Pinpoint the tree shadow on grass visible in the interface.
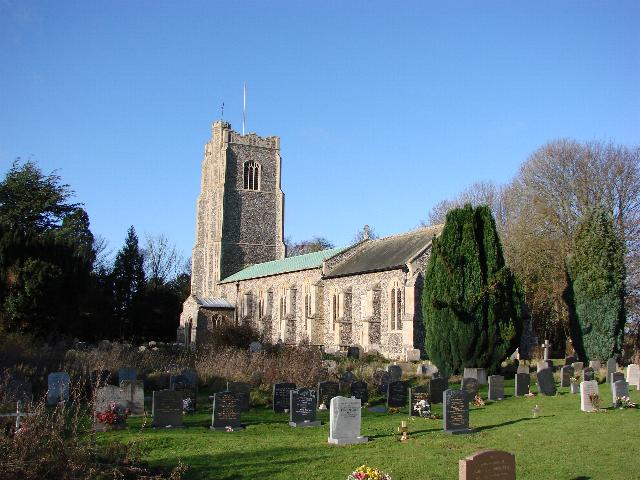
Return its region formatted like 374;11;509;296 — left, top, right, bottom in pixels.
571;477;591;480
472;415;555;433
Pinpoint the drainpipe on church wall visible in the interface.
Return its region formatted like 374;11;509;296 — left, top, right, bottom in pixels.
235;282;240;326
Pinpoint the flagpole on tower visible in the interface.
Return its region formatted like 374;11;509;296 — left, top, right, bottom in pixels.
242;82;246;135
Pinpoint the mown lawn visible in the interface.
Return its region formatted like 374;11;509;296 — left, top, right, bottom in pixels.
104;380;640;480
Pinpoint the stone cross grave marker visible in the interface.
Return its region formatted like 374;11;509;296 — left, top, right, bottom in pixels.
572;362;584;374
152;390;183;427
580;380;600;412
387;364;403;382
626;364;640;389
461;377;479;402
328;396;367;445
272;382;296;413
227;381;251;412
583;367;595;382
170;374;197;411
536;368;556;396
290;388;320;427
444;389;471;434
560;365;574;388
350;381;369;404
120;380;144;414
488;375;504;401
47;372;70;406
409;385;429;417
606;358;617;384
515;373;530;397
317;381;339;409
463;368;488;385
386;381;407;409
211;391;243;430
429;377;447;404
459;450;515;480
612;379;629;405
542;339;551;361
118;367;137;384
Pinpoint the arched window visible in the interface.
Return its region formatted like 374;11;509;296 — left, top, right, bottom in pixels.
390;281;402;330
243;161;261;190
208;314;224;331
257;291;265;319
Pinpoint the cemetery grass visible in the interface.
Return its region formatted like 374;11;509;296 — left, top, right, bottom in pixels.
103;380;640;480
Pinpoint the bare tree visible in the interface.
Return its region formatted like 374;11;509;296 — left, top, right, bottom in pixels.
143;233;185;290
285;236;334;257
352;224;379;244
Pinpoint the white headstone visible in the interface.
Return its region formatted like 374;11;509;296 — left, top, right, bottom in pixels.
47;372;70;406
571;362;584;374
121;380;145;414
580;380;600;412
588;360;601;370
328;396;367;445
405;348;420;362
626;364;640;389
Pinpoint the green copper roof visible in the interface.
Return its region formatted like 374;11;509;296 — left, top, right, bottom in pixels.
219;246;348;284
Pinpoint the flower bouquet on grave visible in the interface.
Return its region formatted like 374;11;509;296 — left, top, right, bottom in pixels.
588;393;606;413
413;399;438;419
473;395;485;407
614;396;638;409
347;465;392;480
182;398;194;413
96;402;130;429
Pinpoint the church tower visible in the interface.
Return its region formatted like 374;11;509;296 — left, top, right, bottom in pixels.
190;120;286;298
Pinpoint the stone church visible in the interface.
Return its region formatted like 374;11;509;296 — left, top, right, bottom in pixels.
178;120;442;360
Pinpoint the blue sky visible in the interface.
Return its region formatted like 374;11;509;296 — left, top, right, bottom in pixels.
1;1;638;259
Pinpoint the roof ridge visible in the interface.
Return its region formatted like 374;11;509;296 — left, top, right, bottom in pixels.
371;224;444;242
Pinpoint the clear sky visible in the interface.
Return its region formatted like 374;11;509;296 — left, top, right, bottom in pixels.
1;1;638;259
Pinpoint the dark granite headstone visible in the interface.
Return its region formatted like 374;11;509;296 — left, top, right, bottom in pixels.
461;377;479;401
272;382;296;412
386;381;407;408
536;368;557;396
409;385;429;417
611;371;625;384
488;375;504;401
317;381;339;408
226;381;251;412
560;365;574;388
289;388;320;427
443;389;471;434
583;367;595;382
347;346;360;359
428;377;447;404
152;390;183;427
387;364;403;382
170;374;197;410
211;391;243;430
612;379;629;405
564;356;577;366
350;381;369;404
339;371;356;391
515;373;530;396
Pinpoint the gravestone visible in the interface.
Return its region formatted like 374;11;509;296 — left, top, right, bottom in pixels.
272;382;296;412
606;358;617;384
542;339;551;361
170;374;197;411
612;380;629;405
583;367;595;382
611;372;625;384
514;373;530;396
226;381;251;412
463;368;488;385
461;377;479;401
387;364;403;382
47;372;70;406
350;381;369;404
417;364;438;377
120;380;144;414
152;390;183;427
564;356;577;366
429;377;447;404
459;450;515;480
560;365;574;388
347;346;360;359
328;396;367;445
405;348;421;362
386;381;407;408
443;389;471;434
339;371;356;391
589;360;601;370
536;368;556;396
211;391;243;430
374;370;391;396
409;385;429;417
488;375;504;401
94;385;129;431
118;367;137;384
289;388;320;427
580;380;600;412
572;362;584;374
626;364;640;388
318;381;339;408
516;365;529;374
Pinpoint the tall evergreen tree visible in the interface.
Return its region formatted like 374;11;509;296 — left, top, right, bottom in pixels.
112;226;145;338
567;207;626;361
422;204;523;375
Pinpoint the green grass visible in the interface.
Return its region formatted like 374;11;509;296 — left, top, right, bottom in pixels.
104;380;640;480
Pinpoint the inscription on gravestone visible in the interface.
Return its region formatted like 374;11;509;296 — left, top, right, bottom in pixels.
317;381;339;408
272;382;296;413
386;381;407;408
515;373;530;396
211;391;243;430
459;449;515;480
328;396;367;445
152;390;183;427
350;381;369;404
227;381;251;412
289;388;320;427
409;386;429;417
443;389;470;434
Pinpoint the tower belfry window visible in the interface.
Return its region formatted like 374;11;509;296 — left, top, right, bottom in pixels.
243;161;261;190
